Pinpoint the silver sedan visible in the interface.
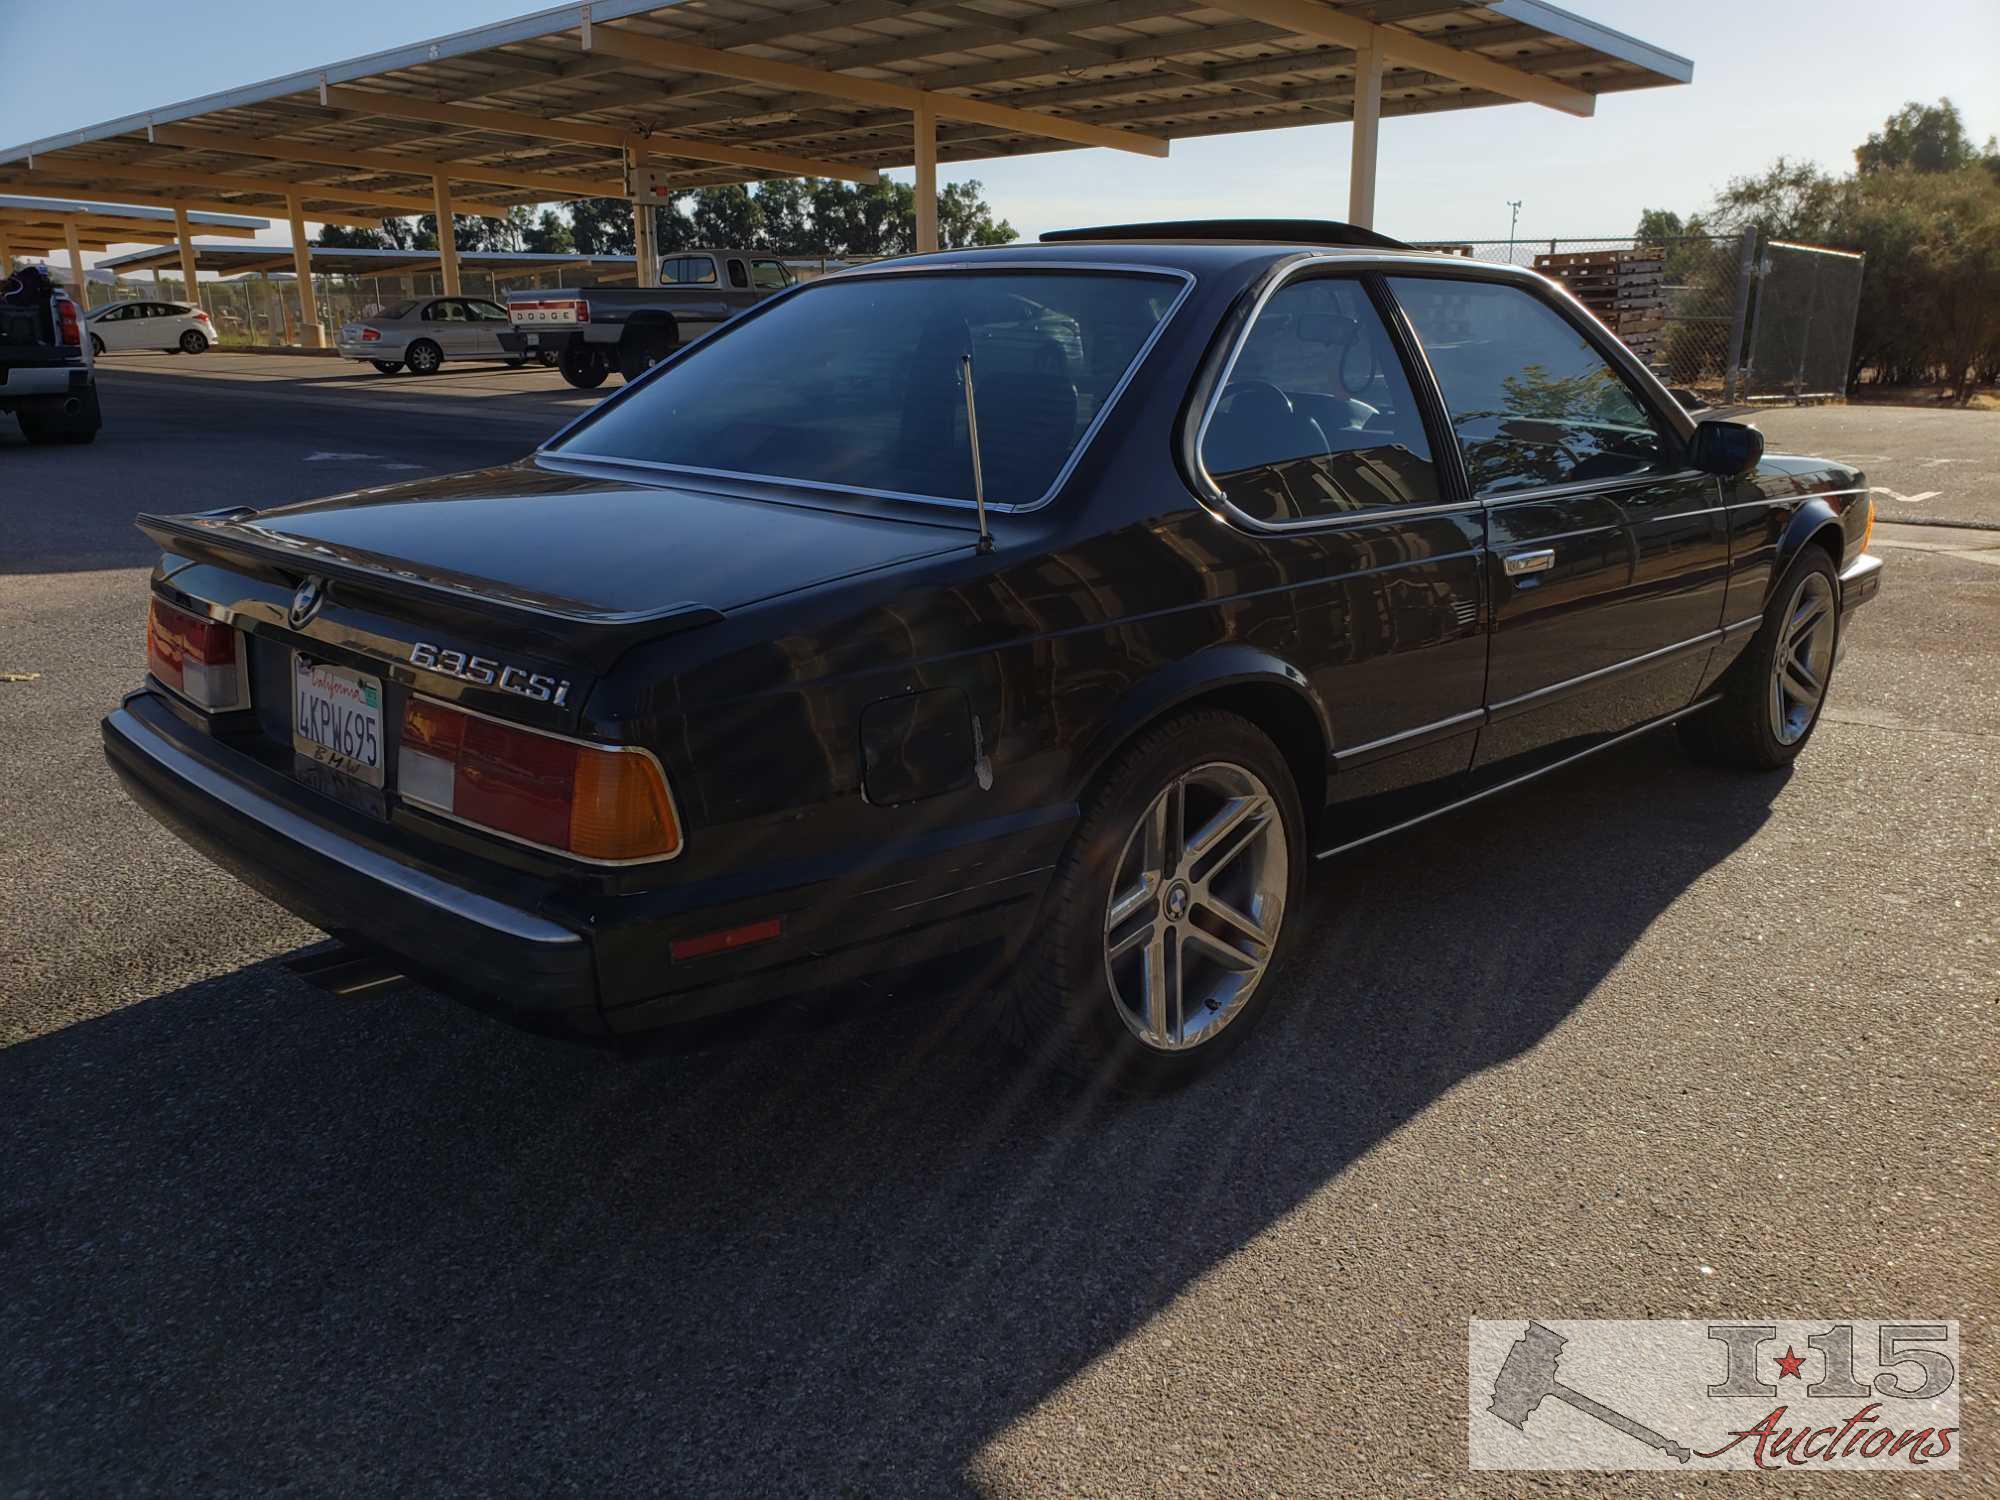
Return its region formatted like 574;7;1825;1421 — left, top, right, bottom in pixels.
336;296;550;375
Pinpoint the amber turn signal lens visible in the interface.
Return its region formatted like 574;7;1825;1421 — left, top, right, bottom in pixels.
569;746;682;862
1862;493;1875;554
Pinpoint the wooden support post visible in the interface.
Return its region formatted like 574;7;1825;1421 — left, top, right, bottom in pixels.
173;205;202;314
285;190;323;347
432;174;461;297
914;103;938;254
627;144;657;285
63;218;87;302
1348;44;1382;230
0;231;13;277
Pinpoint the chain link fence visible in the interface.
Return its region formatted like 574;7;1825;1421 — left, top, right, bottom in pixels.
1742;241;1866;402
1409;232;1865;403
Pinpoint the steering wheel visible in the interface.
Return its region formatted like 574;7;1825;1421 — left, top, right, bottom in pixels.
1220;378;1296;420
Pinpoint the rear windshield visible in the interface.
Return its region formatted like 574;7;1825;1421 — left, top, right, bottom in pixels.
552;270;1182;507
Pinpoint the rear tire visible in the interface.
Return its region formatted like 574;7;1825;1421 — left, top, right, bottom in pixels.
1679;546;1840;771
16;390;101;445
370;360;404;375
88;333;105;357
179;329;208;353
405;339;444;376
1000;710;1306;1093
616;326;678;382
558;343;610;389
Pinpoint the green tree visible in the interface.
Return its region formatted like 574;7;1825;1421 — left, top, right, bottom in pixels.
1707;157;1842;242
314;224;390;249
753;178;816;253
689;185;763;247
569;199;634;256
1855;98;1993;176
937;180;1017;248
522;209;574;255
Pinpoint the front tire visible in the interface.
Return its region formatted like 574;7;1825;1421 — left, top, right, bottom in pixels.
1001;710;1305;1092
1680;547;1840;770
405;339;444;376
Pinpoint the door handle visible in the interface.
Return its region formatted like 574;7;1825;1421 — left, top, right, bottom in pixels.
1503;549;1555;577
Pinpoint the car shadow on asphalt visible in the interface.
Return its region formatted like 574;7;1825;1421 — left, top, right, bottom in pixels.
0;734;1785;1495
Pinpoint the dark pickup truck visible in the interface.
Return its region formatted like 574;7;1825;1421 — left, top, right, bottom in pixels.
1;268;101;444
500;248;794;389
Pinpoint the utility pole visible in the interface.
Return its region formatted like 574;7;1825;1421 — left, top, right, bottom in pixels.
1506;199;1523;265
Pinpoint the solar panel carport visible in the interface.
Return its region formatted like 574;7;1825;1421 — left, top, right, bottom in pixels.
0;0;1689;346
0;197;267;303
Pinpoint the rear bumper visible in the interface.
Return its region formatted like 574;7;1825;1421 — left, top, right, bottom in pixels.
105;697;600;1026
1839;552;1882;616
104;690;1068;1035
0;362;91;401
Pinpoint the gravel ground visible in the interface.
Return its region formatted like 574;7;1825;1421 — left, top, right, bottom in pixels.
2;370;1994;1496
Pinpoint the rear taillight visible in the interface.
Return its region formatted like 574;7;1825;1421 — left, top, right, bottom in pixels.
194;311;212;324
399;698;681;863
572;301;589;324
147;597;248;711
360;327;381;342
57;298;81;347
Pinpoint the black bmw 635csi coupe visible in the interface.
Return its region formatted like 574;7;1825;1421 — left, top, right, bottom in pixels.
105;220;1882;1089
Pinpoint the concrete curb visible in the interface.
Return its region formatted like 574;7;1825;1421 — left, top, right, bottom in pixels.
1874;515;2000;534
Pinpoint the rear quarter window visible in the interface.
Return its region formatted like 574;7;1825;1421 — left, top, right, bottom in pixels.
555;269;1184;507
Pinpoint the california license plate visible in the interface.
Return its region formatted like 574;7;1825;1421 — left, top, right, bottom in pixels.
292;656;384;788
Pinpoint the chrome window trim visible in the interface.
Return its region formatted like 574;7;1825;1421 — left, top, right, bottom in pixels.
547;262;1197;518
397;692;686;867
1186;255;1478;535
1333;707;1484;763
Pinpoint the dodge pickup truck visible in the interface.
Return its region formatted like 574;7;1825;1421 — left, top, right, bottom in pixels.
1;266;101;444
501;248;794;389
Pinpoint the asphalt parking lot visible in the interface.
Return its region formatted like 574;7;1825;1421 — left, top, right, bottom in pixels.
2;364;1995;1496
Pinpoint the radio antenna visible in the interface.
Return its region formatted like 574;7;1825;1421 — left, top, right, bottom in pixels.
959;352;994;554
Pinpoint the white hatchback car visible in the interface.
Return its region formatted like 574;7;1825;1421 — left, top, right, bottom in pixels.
86;299;215;356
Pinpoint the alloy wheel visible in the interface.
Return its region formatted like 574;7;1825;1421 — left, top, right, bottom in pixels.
1770;569;1836;744
1102;761;1289;1052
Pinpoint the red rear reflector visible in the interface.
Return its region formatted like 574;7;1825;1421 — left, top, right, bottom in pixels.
399;698;681;863
147;597;246;710
57;298;81;347
671;918;783;963
360;327;381;341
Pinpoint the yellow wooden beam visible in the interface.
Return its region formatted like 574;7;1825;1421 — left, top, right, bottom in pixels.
147;124;623;199
319;85;881;186
0;177;382;229
1;162;508;219
1193;0;1594;115
587;24;1170;158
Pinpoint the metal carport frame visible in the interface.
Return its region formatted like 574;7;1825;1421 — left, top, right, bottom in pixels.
0;0;1689;344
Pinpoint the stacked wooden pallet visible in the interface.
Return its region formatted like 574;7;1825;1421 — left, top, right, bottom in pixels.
1533;247;1667;365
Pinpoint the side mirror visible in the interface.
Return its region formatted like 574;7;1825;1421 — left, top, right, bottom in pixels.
1690;418;1764;477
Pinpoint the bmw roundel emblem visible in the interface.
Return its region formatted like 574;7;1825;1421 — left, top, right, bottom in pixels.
288;575;327;630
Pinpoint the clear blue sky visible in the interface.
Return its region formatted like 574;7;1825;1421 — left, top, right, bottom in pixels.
2;0;1994;262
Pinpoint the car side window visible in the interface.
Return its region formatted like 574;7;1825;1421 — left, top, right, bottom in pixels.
1387;277;1680;498
1199;276;1439;524
727;259;750;289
